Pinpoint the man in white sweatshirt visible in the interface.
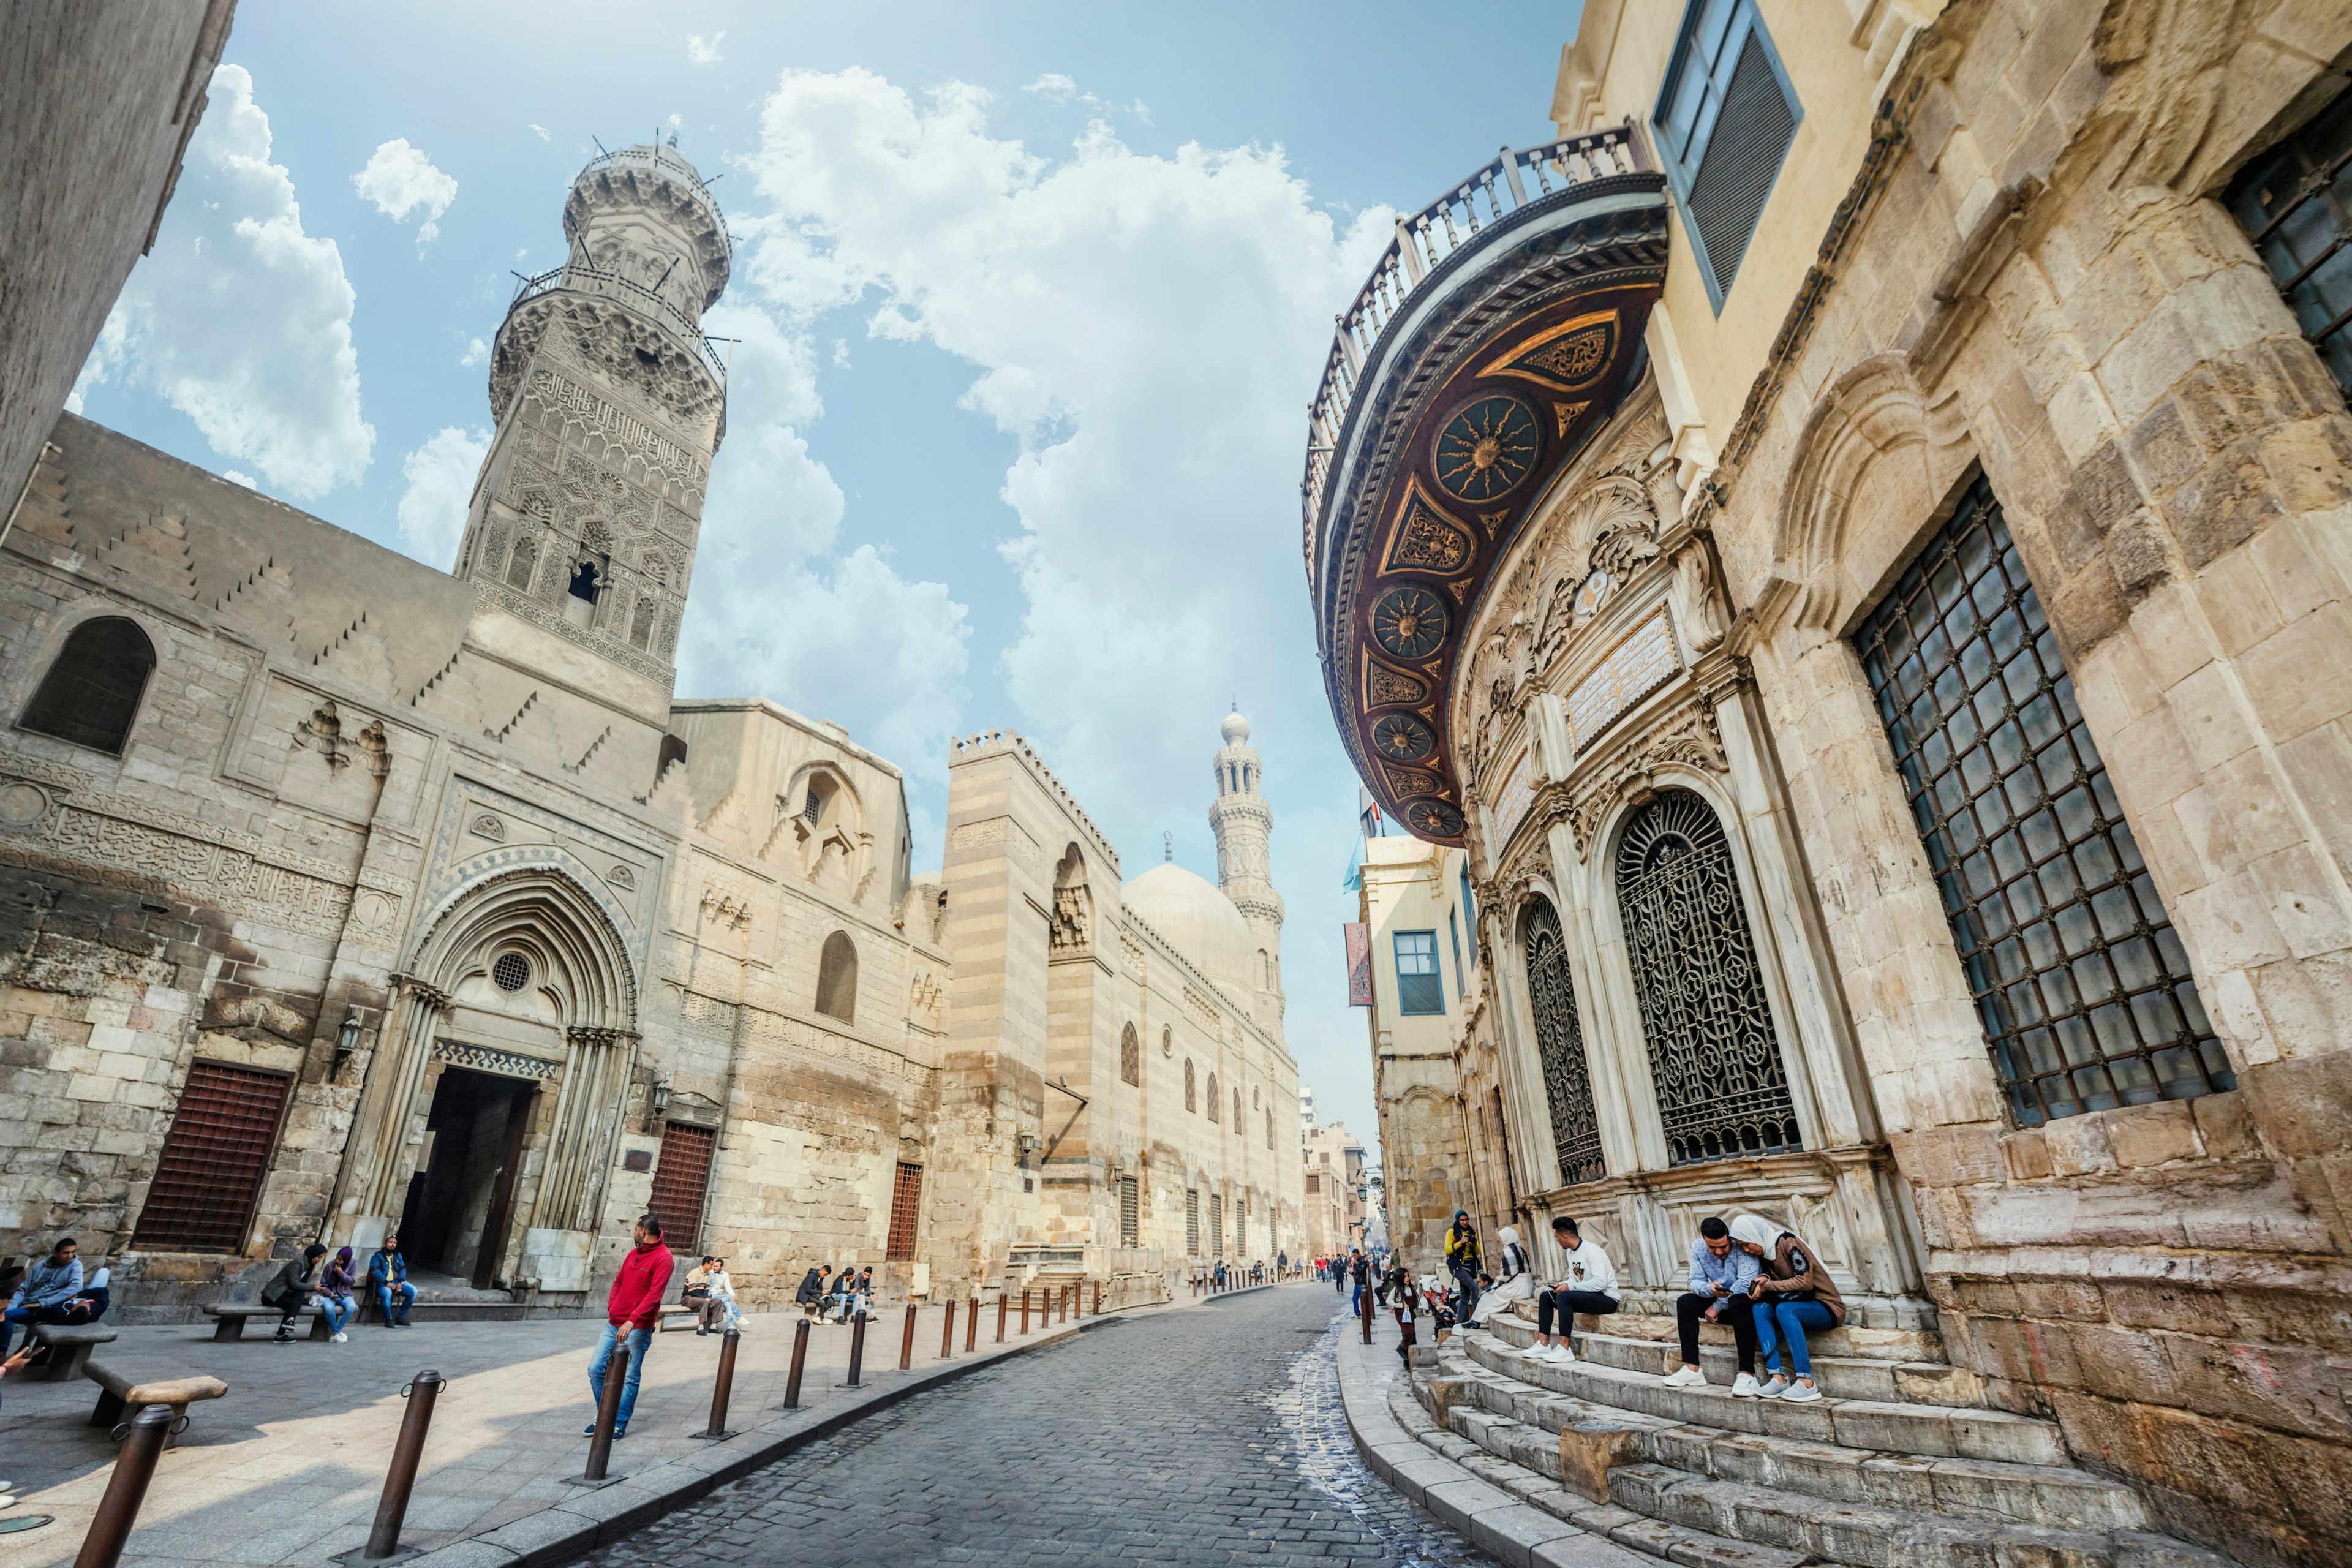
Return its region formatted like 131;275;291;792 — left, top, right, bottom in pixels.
1528;1214;1620;1363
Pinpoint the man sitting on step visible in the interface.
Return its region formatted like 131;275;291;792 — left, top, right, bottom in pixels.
1664;1216;1762;1393
1527;1215;1619;1364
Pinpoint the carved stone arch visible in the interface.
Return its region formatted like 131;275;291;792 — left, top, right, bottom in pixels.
1766;352;1974;636
773;761;870;897
1532;472;1658;670
1050;842;1091;957
408;862;638;1031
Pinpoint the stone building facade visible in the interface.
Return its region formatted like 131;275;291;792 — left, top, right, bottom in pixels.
1305;4;2352;1564
1299;1106;1368;1261
0;140;1298;1324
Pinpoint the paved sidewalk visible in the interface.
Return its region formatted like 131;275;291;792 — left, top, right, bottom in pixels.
0;1294;1091;1566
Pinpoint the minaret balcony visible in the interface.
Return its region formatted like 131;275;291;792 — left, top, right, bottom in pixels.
1302;123;1670;845
502;262;729;387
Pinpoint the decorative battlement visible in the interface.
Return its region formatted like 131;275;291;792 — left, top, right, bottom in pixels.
949;728;1119;875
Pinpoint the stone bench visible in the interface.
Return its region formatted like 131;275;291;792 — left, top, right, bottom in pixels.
202;1303;330;1341
28;1322;115;1381
84;1359;227;1447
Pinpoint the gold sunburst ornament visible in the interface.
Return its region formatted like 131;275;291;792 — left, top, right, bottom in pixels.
1433;395;1539;502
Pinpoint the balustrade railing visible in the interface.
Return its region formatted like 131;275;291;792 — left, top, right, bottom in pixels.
1302;122;1648;563
506;263;731;385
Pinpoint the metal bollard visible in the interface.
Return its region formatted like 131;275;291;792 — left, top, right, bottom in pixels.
697;1329;739;1440
965;1294;979;1352
1020;1289;1030;1335
783;1318;810;1409
899;1303;918;1371
996;1291;1007;1343
582;1343;628;1482
364;1370;444;1559
846;1310;868;1387
940;1298;956;1360
1360;1283;1374;1344
73;1402;172;1568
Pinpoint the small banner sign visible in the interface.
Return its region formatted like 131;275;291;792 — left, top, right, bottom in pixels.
1344;921;1372;1006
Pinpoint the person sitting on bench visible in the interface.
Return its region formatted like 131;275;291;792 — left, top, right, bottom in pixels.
368;1235;417;1327
1;1238;82;1357
260;1245;326;1344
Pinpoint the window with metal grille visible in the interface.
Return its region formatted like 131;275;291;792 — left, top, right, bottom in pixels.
1395;930;1443;1014
1853;481;2233;1121
1209;1193;1224;1256
1186;1188;1200;1254
649;1121;717;1253
884;1161;923;1260
20;616;156;756
1184;1057;1196;1112
1207;1071;1221;1123
1306;1172;1319;1194
1524;898;1606;1183
1654;0;1802;309
2226;86;2352;397
1120;1023;1140;1087
1118;1175;1139;1246
130;1060;288;1253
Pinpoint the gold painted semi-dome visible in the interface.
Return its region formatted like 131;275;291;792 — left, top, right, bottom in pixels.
1121;861;1252;993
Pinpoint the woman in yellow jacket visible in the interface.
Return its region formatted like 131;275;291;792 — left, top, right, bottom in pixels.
1443;1210;1482;1321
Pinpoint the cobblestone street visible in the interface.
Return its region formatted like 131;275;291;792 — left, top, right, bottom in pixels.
589;1286;1492;1567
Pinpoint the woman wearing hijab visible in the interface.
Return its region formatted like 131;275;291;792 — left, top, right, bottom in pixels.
318;1247;360;1343
1729;1213;1845;1401
1465;1226;1532;1328
1443;1212;1482;1322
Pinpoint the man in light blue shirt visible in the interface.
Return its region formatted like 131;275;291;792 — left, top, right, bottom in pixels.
1;1237;83;1356
1664;1216;1762;1394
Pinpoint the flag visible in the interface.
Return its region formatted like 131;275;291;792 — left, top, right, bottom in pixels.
1344;922;1372;1006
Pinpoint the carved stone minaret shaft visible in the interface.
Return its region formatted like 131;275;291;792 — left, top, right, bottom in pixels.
1210;711;1286;1037
454;140;732;690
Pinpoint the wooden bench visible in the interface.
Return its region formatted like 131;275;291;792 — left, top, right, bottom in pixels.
201;1303;329;1341
28;1322;115;1381
83;1359;227;1447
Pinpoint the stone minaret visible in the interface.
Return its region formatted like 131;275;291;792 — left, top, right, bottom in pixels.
1211;710;1286;1038
454;138;731;706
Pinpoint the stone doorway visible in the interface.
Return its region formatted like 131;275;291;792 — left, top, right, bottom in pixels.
399;1066;535;1289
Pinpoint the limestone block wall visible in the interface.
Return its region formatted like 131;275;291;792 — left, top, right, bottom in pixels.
1672;1;2352;1559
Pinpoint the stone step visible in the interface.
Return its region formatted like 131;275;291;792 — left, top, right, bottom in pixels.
1460;1327;2066;1465
1411;1368;2234;1568
1502;1299;1943;1365
1569;1329;1980;1408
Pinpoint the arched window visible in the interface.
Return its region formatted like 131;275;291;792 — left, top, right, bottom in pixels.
629;594;657;650
1615;790;1800;1164
568;559;601;603
20;617;155;755
1524;897;1604;1185
1254;949;1269;988
802;773;835;826
1232;1085;1242;1126
815;930;858;1023
1207;1072;1221;1123
1265;1105;1274;1150
1120;1023;1140;1087
1184;1058;1196;1112
505;534;538;591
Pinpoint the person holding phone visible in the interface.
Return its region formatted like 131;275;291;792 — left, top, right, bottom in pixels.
1730;1213;1846;1402
1665;1216;1761;1392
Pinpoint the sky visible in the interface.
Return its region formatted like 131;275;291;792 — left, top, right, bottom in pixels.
66;0;1583;1170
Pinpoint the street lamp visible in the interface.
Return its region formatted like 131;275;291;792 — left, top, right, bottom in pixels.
332;1006;364;1077
647;1077;671;1131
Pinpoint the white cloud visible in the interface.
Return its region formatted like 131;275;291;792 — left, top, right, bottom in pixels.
222;470;257;488
67;64;374;498
352;138;458;247
1023;73;1076;100
459;337;488;366
529;124;551;141
687;31;726;65
394;426;490;569
674;298;971;786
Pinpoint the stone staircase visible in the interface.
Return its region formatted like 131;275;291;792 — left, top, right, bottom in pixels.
1398;1303;2243;1568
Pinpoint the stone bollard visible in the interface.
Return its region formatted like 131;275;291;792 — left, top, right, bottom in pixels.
697;1330;739;1440
846;1311;868;1387
783;1318;810;1409
364;1370;444;1558
73;1403;172;1568
899;1303;918;1371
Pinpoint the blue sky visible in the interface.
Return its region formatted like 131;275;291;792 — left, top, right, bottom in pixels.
68;0;1583;1165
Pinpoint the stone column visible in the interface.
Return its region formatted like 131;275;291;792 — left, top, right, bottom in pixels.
335;975;449;1235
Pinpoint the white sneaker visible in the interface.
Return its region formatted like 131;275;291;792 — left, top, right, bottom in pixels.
333;1331;348;1343
1757;1374;1790;1399
1662;1365;1706;1388
1780;1381;1822;1403
1731;1373;1762;1398
1541;1343;1577;1365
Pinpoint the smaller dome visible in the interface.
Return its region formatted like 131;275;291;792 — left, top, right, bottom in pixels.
1221;711;1251;745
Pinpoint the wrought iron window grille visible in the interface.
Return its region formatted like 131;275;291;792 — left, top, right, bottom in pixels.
2227;86;2352;401
1523;899;1607;1185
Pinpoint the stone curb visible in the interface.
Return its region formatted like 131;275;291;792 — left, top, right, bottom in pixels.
396;1313;1103;1568
1331;1325;1646;1568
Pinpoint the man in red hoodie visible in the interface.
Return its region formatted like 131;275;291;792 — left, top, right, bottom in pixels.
586;1214;674;1438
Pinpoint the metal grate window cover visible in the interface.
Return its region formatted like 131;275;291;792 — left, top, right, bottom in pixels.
884;1161;924;1261
1209;1193;1224;1256
1853;479;2233;1123
2227;86;2352;399
132;1060;289;1253
649;1121;717;1254
1186;1188;1200;1254
1616;791;1804;1166
1119;1175;1139;1246
1524;898;1605;1185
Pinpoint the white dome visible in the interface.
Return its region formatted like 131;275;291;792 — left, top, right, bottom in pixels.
1122;861;1253;990
1221;711;1251;745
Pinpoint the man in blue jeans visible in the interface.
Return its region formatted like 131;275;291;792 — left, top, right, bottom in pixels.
0;1237;81;1355
586;1215;674;1439
368;1234;417;1327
